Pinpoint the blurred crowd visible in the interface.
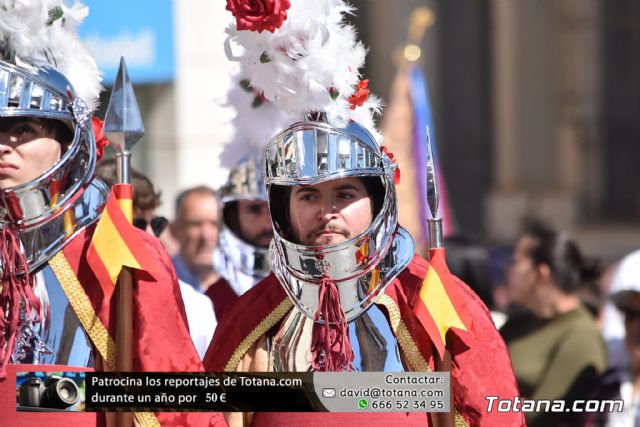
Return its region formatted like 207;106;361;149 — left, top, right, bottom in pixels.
440;223;639;427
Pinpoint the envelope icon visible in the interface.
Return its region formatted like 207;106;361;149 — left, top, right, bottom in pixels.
322;388;336;398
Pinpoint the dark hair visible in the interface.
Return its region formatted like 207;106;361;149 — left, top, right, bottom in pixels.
174;185;219;219
47;119;74;147
95;158;162;210
223;201;240;235
523;221;601;294
269;176;384;242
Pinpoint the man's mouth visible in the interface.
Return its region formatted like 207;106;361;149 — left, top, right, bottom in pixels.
0;162;18;170
311;228;347;240
0;162;18;178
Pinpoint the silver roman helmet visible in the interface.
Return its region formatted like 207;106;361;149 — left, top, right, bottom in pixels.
265;118;415;322
214;154;271;287
213;72;291;290
0;1;107;274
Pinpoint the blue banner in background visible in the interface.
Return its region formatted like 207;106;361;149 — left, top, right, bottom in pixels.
79;0;175;85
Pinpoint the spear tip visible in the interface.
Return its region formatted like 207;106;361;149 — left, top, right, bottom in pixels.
103;57;145;152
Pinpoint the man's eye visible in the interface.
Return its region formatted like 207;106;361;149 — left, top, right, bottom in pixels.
12;124;37;136
338;192;354;199
300;194;315;201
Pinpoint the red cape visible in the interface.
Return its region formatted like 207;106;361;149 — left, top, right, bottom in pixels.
1;226;226;427
205;277;240;322
203;254;524;427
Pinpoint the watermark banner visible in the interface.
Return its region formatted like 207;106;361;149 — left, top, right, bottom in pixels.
85;372;450;412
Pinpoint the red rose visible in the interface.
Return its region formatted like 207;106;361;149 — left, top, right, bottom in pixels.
91;116;109;161
381;146;401;185
347;79;370;110
226;0;291;33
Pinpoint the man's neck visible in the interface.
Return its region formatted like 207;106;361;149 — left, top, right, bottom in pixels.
174;255;218;291
195;268;219;291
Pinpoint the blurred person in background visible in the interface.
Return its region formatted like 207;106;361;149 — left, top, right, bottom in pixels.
208;156;273;322
96;159;216;359
591;249;640;426
205;72;289;323
583;250;640;426
171;186;221;291
501;221;606;427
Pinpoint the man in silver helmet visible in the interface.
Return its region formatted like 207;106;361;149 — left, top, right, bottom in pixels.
205;0;522;425
0;2;224;426
205;71;289;323
204;120;524;427
206;155;273;321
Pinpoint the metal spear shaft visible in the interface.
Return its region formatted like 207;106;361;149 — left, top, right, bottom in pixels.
425;126;454;427
103;57;145;427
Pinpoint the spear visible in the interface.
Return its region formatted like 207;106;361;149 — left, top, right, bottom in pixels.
426;127;442;249
103;57;144;427
425;126;454;427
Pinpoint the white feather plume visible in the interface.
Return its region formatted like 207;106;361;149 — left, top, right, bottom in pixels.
225;0;382;141
0;0;102;110
220;73;292;168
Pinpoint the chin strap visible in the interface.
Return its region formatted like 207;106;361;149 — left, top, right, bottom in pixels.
0;228;40;379
310;274;354;372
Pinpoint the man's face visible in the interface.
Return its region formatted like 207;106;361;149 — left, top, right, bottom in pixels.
0;118;62;189
173;192;220;270
237;199;273;248
288;177;373;246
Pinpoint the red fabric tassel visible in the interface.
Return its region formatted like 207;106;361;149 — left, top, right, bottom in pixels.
310;275;354;372
0;228;40;379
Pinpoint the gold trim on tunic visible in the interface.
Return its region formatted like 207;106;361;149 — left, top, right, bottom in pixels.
49;252;160;427
225;297;294;371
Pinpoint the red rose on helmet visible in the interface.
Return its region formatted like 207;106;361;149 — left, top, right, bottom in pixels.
91;116;109;161
226;0;292;33
347;79;370;110
381;146;401;185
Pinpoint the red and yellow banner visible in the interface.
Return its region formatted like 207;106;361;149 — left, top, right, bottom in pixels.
86;184;155;300
414;247;472;358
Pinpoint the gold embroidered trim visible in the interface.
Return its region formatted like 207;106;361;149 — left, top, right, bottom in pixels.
49;252;160;427
134;411;162;427
455;411;468;427
374;293;469;427
49;252;117;365
375;293;429;371
225;297;294;371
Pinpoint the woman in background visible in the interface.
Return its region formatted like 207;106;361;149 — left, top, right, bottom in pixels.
501;221;607;427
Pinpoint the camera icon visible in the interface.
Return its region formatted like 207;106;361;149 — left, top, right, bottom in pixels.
322;388;336;398
18;375;80;410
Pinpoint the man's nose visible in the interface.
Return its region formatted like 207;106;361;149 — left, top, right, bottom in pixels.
259;209;271;227
318;199;337;219
0;134;13;153
201;222;218;238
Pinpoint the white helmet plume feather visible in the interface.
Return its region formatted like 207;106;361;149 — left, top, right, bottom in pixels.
220;73;292;168
0;0;102;110
225;0;382;140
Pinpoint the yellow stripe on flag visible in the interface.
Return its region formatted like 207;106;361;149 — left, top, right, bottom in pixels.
92;208;141;285
118;198;133;224
419;266;467;344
